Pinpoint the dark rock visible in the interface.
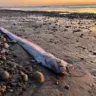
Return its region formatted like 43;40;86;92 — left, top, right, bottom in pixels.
65;85;70;90
73;29;81;33
93;51;96;55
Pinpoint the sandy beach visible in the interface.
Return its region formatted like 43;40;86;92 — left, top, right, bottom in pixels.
0;10;96;96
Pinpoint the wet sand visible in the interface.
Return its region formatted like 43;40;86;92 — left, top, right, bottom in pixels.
0;10;96;96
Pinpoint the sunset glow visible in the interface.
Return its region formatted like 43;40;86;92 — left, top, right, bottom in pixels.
0;0;96;6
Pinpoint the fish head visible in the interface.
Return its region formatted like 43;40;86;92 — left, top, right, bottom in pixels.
57;59;67;74
66;64;74;74
57;60;74;74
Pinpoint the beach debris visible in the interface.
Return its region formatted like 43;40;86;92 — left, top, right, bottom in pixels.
0;27;74;74
31;71;45;83
0;71;10;81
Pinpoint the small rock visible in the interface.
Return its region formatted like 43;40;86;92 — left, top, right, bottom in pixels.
8;61;17;68
91;71;96;77
80;58;84;60
25;66;33;72
8;89;14;92
1;36;6;43
4;43;9;49
80;34;84;38
22;74;28;82
0;92;2;96
65;84;70;90
31;71;45;83
65;26;70;28
0;85;6;93
10;59;15;62
13;54;18;58
9;68;15;74
9;82;17;87
93;51;96;55
20;71;28;82
17;83;22;87
1;56;6;61
20;71;25;76
0;49;8;55
73;29;81;33
0;71;10;81
22;85;26;91
55;81;59;85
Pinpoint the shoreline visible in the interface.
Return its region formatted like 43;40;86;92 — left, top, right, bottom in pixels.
0;9;96;19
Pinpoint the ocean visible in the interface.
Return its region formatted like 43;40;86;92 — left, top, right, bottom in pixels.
0;4;96;14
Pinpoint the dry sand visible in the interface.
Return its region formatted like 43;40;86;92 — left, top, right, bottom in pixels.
0;10;96;96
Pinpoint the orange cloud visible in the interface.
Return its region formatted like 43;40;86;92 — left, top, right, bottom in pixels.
0;0;96;6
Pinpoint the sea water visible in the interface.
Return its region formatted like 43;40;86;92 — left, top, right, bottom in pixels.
0;4;96;14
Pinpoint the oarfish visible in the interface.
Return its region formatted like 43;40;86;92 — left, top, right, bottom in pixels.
0;27;74;74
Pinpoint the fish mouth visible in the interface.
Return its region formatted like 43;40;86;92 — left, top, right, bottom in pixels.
59;64;74;74
66;64;74;73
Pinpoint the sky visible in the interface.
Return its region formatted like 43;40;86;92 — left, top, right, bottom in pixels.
0;0;96;6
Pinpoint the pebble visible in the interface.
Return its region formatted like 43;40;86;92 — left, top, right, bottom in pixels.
8;89;14;92
0;71;10;81
55;81;59;85
1;85;6;93
0;92;2;96
31;71;45;83
10;59;15;62
93;51;96;55
20;71;28;82
1;56;6;61
4;43;9;49
22;74;28;82
13;54;18;58
1;36;6;43
73;29;81;33
20;71;25;76
8;61;17;68
22;85;26;91
64;84;70;90
25;66;33;72
0;49;7;55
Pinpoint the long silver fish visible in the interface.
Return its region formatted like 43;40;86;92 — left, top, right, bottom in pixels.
0;27;74;74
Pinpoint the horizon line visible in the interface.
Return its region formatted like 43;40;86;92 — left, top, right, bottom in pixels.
0;3;96;7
